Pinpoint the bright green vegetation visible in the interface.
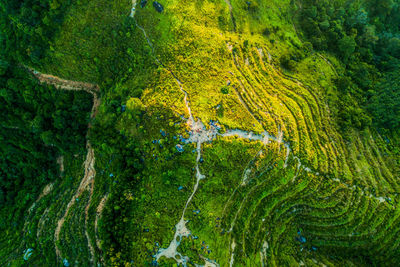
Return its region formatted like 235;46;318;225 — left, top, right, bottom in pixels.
1;0;400;266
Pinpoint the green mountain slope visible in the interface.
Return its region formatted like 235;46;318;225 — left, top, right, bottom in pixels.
1;0;400;266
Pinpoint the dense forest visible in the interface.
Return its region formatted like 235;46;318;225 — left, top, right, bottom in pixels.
0;65;92;203
1;0;400;265
0;0;92;238
297;0;400;130
0;0;71;65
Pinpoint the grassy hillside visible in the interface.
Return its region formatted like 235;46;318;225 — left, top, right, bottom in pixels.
1;0;400;266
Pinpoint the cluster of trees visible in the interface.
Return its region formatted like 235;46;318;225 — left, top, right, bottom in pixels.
0;64;92;210
298;0;400;130
1;0;157;262
0;0;93;226
89;99;145;265
0;0;92;222
0;0;71;65
89;98;197;264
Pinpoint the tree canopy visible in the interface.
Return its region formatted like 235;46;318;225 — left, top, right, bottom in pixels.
298;0;400;130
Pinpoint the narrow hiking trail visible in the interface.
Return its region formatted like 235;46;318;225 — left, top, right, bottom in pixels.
27;67;101;120
95;193;109;264
53;143;96;262
224;0;236;31
19;3;396;265
27;68;100;264
27;67;100;94
27;182;54;214
130;3;290;266
16;156;64;262
130;4;398;266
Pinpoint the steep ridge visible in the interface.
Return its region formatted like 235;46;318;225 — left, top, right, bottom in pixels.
129;2;399;266
130;2;400;266
26;68;100;265
7;0;399;265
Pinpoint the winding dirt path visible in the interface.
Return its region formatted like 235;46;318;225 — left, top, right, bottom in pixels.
27;67;100;94
94;193;109;264
27;182;54;214
224;0;236;31
27;67;100;264
54;144;96;261
95;194;109;250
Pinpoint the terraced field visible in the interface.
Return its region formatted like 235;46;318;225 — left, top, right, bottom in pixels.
228;42;399;193
130;1;400;265
3;0;399;266
146;47;400;264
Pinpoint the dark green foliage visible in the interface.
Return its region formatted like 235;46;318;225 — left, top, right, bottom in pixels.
280;47;306;71
0;3;96;264
280;53;297;71
368;71;400;129
337;35;356;62
298;0;400;131
0;64;92;208
0;62;92;267
337;95;372;129
262;27;271;37
0;0;72;66
0;66;92;264
221;85;229;94
0;0;399;265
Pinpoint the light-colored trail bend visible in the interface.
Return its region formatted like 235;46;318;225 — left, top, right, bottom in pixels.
26;67;100;94
27;67;100;264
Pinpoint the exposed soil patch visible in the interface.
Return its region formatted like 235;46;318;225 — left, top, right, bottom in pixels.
26;67;100;263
